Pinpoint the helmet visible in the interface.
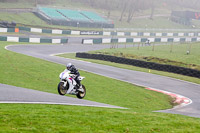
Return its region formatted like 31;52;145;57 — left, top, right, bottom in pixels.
66;63;72;70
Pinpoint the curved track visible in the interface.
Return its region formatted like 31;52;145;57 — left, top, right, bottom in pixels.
3;44;200;118
0;83;126;109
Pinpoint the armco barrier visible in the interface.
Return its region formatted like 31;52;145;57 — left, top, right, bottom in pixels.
0;36;68;44
19;27;200;37
2;26;200;37
82;37;200;44
76;53;200;78
0;28;16;32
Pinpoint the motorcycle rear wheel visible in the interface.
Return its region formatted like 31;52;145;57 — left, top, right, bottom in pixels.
58;82;68;95
76;85;86;99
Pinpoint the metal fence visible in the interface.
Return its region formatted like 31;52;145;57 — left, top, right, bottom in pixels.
103;28;200;32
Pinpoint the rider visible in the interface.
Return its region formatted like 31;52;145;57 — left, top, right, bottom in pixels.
66;63;81;89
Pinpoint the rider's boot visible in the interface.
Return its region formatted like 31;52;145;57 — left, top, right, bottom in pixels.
75;84;80;90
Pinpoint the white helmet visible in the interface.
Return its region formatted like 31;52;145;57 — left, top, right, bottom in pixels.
66;63;72;70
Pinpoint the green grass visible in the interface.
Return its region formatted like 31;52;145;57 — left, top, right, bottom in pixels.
114;17;192;29
59;43;200;84
0;12;46;26
1;42;200;132
1;42;61;94
91;43;200;68
1;104;200;132
0;0;83;9
0;0;35;8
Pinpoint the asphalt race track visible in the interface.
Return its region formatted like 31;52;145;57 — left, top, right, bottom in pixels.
0;83;126;109
2;43;200;118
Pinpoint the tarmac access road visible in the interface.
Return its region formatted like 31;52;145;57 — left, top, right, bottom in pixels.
4;44;200;118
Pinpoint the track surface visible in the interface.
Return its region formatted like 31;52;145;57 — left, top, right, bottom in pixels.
0;83;125;109
3;44;200;118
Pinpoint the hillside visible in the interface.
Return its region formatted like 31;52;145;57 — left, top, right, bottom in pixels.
0;0;200;29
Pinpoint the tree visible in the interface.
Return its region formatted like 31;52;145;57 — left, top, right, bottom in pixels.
127;0;144;23
119;0;129;21
149;0;155;19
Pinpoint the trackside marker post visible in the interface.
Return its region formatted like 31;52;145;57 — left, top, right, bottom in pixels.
15;28;19;33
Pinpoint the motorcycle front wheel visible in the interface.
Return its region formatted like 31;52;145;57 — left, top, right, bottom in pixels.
58;82;68;95
76;85;86;99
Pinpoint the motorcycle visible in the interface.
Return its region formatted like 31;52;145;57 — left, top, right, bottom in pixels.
58;69;86;99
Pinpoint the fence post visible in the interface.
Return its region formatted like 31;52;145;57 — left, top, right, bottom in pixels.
152;43;155;51
187;42;193;54
137;43;140;50
170;43;173;53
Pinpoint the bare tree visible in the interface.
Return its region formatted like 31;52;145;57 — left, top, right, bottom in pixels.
119;0;129;21
127;0;141;23
149;0;155;19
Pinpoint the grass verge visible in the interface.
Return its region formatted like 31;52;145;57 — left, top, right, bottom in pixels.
0;104;200;132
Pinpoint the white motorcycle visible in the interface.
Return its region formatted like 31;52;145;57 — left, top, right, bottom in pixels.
58;69;86;99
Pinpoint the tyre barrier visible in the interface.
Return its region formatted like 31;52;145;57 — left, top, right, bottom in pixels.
76;53;200;78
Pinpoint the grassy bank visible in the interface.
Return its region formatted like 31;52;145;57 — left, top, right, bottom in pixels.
0;12;98;31
91;43;200;69
0;12;46;26
59;43;200;84
1;0;199;29
1;42;200;132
